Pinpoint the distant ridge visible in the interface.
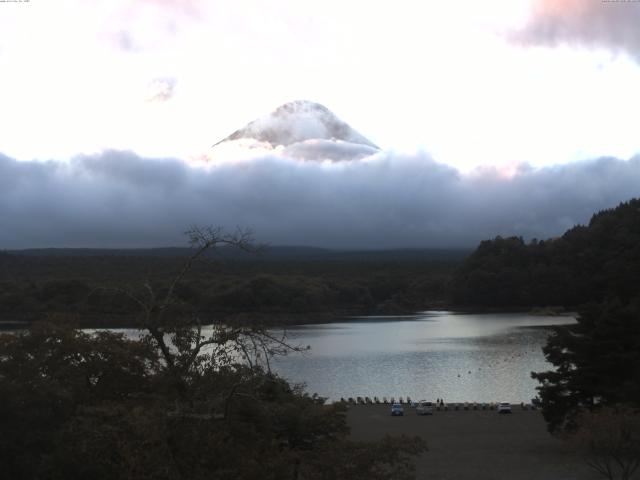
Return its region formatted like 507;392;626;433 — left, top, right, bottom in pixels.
7;246;471;263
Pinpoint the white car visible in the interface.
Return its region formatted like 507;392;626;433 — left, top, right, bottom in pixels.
497;402;512;414
416;401;433;415
390;403;404;416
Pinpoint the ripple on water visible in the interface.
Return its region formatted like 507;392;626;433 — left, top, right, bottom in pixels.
270;312;575;402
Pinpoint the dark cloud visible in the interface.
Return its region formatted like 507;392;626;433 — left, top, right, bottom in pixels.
512;0;640;58
1;150;639;249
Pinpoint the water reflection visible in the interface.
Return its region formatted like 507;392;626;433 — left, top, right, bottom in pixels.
271;312;575;403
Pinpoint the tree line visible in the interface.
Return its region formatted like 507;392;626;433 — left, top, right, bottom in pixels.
452;199;640;308
0;255;455;327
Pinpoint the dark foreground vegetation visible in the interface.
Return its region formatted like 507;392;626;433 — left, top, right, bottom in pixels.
0;323;425;480
0;229;425;479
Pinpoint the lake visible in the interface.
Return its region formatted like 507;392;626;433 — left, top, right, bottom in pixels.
269;312;576;403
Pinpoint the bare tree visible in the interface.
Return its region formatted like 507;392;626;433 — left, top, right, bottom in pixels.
120;226;306;390
570;407;640;480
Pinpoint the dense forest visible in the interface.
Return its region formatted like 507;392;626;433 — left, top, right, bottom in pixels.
0;248;464;328
452;198;640;308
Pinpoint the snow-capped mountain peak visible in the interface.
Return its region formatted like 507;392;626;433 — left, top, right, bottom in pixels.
208;101;379;162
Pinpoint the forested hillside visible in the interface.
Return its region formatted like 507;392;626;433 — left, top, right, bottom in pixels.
0;249;462;327
452;198;640;308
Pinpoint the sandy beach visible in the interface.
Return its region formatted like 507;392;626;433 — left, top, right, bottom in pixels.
347;404;599;480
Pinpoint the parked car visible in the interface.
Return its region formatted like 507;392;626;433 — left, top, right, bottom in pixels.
497;402;512;414
416;401;433;415
390;403;404;416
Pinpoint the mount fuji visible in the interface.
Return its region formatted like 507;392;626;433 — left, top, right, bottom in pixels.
208;100;380;162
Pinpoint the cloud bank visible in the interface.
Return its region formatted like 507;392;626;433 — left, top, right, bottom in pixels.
513;0;640;58
1;151;639;249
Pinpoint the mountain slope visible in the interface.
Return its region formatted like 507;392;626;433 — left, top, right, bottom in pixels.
215;100;378;148
452;198;640;307
209;100;379;162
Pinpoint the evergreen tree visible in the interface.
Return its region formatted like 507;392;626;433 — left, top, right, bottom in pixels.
453;198;640;308
532;298;640;433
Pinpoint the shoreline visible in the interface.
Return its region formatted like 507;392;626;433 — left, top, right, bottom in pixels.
0;306;578;331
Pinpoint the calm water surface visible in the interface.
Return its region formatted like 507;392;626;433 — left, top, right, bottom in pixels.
270;312;576;403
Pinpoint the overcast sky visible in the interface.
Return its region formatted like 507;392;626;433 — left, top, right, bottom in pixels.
1;0;639;248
